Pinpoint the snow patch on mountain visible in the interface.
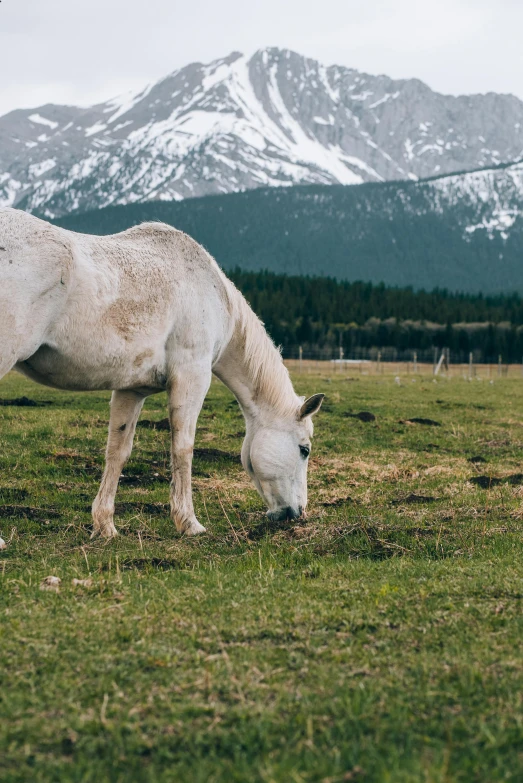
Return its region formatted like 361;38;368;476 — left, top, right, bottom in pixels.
416;161;523;240
28;114;59;130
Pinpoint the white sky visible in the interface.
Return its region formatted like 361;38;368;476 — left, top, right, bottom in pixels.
1;0;522;117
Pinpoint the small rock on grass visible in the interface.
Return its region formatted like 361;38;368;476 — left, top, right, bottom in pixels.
72;578;94;588
40;575;61;592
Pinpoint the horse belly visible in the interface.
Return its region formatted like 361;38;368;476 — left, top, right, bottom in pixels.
16;343;167;392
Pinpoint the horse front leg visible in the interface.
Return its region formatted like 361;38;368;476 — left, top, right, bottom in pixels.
92;390;145;538
168;364;211;535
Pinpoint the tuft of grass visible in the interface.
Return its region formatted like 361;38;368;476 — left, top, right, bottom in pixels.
0;370;522;782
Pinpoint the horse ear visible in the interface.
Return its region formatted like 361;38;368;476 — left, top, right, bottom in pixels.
299;394;325;419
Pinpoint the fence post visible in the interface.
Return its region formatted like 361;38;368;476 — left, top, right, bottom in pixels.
433;347;437;375
469;352;473;380
339;346;344;373
413;351;417;374
299;346;303;374
498;355;502;377
377;350;381;375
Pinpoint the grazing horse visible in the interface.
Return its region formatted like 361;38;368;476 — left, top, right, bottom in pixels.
0;208;324;537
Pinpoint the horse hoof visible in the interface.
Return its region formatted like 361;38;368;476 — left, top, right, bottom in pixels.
184;520;206;536
91;525;118;540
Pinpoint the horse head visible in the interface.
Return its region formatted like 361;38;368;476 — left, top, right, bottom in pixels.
241;393;324;521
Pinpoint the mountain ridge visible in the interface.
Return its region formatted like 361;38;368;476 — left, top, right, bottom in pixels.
2;47;523;217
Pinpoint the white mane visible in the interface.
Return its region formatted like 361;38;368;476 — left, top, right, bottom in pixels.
224;277;300;418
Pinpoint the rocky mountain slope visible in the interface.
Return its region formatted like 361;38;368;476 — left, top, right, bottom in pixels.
2;48;523;217
54;160;523;294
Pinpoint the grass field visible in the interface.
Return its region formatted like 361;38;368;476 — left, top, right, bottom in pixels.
1;368;522;782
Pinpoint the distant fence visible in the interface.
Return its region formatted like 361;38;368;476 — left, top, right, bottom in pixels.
283;346;523;378
281;346;523;365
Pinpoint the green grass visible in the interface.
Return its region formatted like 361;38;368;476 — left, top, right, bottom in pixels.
0;369;522;782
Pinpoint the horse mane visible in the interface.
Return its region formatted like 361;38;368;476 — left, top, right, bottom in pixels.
225;279;300;418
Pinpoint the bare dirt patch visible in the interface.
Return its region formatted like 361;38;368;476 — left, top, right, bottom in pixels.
48;451;101;475
120;556;181;571
194;448;241;464
320;495;357;507
469;473;523;489
119;471;170;486
392;493;437;505
0;488;29;502
402;417;441;427
345;411;376;422
0;504;60;520
0;396;52;407
115;502;169;516
137;418;170;431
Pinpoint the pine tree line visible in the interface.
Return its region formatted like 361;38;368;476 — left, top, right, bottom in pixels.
230;270;523;362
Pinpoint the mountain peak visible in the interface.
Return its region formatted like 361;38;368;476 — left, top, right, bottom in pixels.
1;47;523;217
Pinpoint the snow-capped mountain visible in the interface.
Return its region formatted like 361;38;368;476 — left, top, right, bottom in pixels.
2;48;523;218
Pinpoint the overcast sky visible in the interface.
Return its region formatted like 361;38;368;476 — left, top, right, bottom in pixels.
1;0;522;117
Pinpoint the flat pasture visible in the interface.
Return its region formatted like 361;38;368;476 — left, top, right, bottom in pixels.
0;369;522;782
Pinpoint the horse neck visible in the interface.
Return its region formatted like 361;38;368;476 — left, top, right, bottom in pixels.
213;295;298;427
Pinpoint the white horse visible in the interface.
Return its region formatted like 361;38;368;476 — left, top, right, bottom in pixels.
0;208;324;537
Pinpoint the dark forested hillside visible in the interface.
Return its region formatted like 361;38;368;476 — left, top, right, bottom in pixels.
53;163;523;295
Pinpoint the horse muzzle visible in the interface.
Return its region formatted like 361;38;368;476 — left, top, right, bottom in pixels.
267;505;303;522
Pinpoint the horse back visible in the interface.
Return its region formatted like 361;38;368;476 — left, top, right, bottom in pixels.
1;211;234;389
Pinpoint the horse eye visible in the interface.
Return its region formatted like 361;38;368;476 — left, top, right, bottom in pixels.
299;445;310;459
